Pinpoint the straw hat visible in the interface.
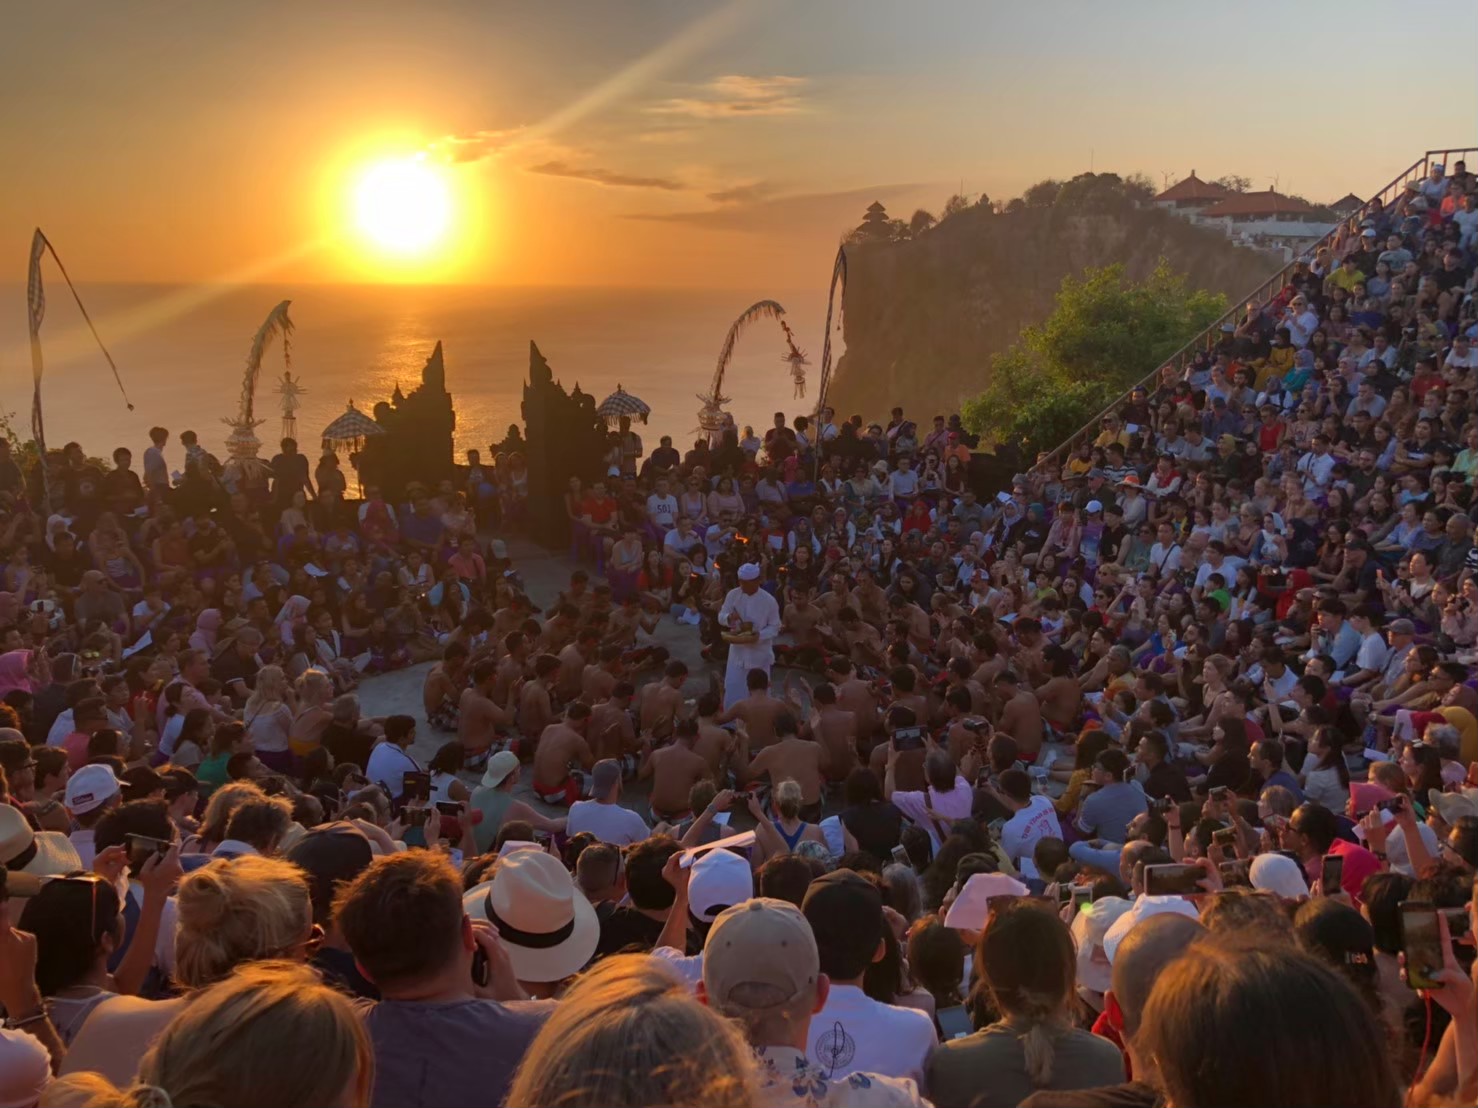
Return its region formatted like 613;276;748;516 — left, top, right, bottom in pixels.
0;803;82;898
464;850;598;983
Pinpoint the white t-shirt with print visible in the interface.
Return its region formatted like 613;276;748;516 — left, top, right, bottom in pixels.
804;983;936;1085
1000;795;1063;878
647;494;679;531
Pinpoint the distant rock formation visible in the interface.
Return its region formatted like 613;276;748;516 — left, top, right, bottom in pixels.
358;340;457;498
828;192;1278;421
518;341;609;546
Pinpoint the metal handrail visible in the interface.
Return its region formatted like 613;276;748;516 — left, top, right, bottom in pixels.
1037;146;1477;465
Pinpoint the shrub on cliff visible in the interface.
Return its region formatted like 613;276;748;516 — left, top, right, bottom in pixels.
960;260;1225;456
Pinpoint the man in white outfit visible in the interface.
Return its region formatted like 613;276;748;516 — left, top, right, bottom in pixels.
718;562;781;709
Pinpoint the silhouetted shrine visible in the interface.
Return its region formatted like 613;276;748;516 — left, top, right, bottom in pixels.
358;341;457;498
516;340;608;545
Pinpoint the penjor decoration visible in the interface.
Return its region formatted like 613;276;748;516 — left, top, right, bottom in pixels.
221;300;293;486
278;368;307;443
26;228;133;511
696;299;788;443
780;320;810;400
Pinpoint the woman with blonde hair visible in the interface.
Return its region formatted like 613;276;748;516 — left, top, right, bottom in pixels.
58;857;318;1088
242;664;294;772
747;778;826;867
44;962;372;1108
288;668;334;761
505;954;756;1108
927;897;1123;1107
173;856;315;987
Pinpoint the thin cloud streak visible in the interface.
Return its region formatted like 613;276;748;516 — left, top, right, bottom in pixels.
649;74;809;118
526;161;687;191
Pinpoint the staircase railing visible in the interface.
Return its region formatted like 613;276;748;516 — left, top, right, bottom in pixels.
1037;146;1477;466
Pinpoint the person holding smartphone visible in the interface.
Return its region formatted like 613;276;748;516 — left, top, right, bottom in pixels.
365;715;422;802
1280;803;1380;903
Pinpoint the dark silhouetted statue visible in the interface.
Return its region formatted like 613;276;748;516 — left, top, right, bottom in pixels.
358;340;457;499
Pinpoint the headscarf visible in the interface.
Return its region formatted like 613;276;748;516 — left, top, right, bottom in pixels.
274;595;311;645
0;651;36;698
188;609;224;654
44;514;69;551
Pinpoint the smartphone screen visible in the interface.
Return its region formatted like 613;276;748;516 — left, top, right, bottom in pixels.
890;845;911;867
1210;786;1229;803
403;772;431;802
1401;901;1444;990
936;1004;973;1041
405;807;430;827
1320;853;1345;895
1212;828;1236;851
893;726;926;752
1072;886;1094;909
1144;864;1204;896
435;801;465;818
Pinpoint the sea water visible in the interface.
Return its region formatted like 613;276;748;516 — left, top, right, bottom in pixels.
0;282;834;463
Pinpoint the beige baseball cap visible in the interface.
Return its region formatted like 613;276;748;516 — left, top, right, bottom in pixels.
702;897;818;1011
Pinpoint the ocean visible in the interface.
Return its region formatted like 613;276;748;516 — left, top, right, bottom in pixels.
0;282;836;466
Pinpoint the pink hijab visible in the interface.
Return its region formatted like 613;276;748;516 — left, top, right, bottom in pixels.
0;651;35;698
189;609;224;654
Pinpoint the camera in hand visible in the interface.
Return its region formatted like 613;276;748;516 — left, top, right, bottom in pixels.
1320;852;1345;893
1143;863;1204;896
893;726;927;752
403;772;432;803
435;801;466;819
126;833;171;869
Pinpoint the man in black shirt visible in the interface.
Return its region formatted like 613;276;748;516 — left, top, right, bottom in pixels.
212;625;265;702
1135;730;1190;804
592;834;679;959
269;437;314;509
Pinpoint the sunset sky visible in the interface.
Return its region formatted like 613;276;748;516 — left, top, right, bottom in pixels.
3;0;1475;289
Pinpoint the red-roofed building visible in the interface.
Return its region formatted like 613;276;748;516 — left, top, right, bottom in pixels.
1154;171;1234;211
1330;193;1365;216
1198;190;1317;220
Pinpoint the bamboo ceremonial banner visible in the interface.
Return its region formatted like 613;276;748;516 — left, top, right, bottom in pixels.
26;232;48;507
811;245;847;479
25;228;133;511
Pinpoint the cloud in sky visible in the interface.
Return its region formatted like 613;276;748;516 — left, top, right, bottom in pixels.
428;128;526;164
526;160;688;191
649;74;808;119
628;183;928;233
706;181;773;205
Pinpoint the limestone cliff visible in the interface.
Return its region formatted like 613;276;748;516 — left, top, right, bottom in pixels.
828;201;1280;421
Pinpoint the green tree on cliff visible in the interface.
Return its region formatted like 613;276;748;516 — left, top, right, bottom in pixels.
961;261;1225;456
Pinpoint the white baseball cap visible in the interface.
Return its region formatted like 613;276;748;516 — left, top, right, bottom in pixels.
64;764;124;816
1103;895;1200;963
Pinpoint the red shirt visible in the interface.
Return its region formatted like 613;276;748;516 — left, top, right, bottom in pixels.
580;496;617;526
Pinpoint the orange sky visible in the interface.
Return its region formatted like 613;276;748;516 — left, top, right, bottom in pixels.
1;0;1474;289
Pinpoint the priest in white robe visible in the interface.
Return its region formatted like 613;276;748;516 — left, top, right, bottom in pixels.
717;561;781;709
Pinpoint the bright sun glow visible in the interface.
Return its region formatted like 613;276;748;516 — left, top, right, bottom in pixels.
352;157;453;255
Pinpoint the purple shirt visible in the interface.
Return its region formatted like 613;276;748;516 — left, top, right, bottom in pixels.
361;996;553;1108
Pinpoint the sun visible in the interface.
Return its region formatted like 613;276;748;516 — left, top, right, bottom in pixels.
352;157;453;255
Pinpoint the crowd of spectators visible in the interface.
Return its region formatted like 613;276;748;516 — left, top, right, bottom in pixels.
2;160;1478;1106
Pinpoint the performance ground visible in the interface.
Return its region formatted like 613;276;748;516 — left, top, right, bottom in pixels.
355;536;715;824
